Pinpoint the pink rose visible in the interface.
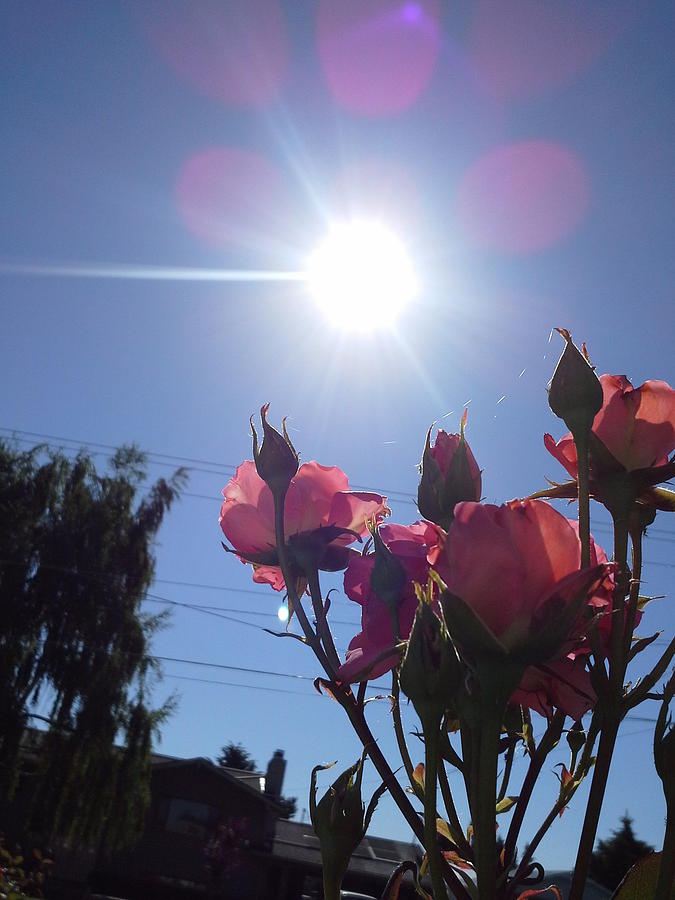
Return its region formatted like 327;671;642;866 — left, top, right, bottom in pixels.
511;655;597;721
545;375;675;475
220;460;389;590
438;499;614;656
338;521;442;682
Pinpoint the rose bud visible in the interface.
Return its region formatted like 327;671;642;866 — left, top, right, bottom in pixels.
369;526;407;637
400;597;462;725
547;329;603;437
310;756;384;899
250;403;298;497
566;721;586;755
418;414;482;530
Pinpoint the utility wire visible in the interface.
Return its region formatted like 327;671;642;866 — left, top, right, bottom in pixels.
157;672;662;731
5;427;675;535
0;426;436;500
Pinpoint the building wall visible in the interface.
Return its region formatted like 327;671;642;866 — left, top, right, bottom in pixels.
93;762;276;899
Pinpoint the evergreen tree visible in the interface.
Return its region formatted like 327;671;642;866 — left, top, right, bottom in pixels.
217;742;257;772
0;441;186;848
277;796;297;820
216;742;298;819
589;813;654;891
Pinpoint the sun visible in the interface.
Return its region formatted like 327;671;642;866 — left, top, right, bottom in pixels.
306;220;419;332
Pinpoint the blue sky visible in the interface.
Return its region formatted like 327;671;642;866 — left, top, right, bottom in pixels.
2;0;674;870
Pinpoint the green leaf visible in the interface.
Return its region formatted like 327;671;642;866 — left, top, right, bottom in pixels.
496;796;518;814
363;780;388;834
436;818;452;841
380;860;432;900
647;487;675;511
440;590;509;658
612;852;661;899
628;631;662;661
309;760;337;826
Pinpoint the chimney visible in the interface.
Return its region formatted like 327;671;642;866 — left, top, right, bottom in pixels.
264;749;286;802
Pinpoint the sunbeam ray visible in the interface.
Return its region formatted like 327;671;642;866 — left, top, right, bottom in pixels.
0;261;307;283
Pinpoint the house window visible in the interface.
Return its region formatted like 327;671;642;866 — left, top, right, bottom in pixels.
165;798;220;839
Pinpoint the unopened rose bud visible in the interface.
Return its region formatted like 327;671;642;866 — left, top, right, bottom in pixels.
566;721;586;755
369;527;407;637
251;403;298;496
548;329;603;437
400;600;462;725
310;756;384;898
418;417;482;530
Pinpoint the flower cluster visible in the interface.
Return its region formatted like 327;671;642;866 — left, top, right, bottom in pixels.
218;338;675;900
220;423;617;720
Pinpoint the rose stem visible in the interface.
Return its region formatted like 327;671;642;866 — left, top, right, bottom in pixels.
271;493;470;900
655;796;675;900
575;429;592;569
503;711;565;879
569;511;631;900
497;738;516;804
422;717;449;900
438;752;472;859
306;566;341;672
272;493;335;678
391;670;423;801
340;693;471;900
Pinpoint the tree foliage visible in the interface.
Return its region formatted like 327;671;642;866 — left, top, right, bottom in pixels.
216;741;297;819
217;742;257;772
277;795;297;820
0;441;186;848
589;813;655;891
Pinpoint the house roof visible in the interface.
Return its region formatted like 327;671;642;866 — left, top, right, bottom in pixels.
271;818;422;882
151;756;279;809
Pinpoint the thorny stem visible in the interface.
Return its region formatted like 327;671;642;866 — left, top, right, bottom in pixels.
341;694;470;900
575;429;592;570
438;755;472;860
497;738;516;804
625;635;675;710
511;778;580;890
504;710;565;870
271;495;471;898
568;714;620;900
609;513;630;695
306;566;341;672
391;671;423;801
624;523;643;662
574;712;601;782
655;800;675;900
273;493;334;679
472;668;519;900
423;719;449;900
569;507;632;900
440;727;465;774
460;723;475;823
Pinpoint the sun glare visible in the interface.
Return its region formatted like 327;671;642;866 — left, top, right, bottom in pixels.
306;220;418;331
277;604;289;623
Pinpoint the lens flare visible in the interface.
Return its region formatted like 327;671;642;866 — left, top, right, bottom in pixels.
277;604;290;623
306;220;418;332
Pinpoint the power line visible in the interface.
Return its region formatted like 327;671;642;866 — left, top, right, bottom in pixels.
0;556;670;644
0;427;421;501
158;672;661;731
164;673;321;698
7;427;675;533
146;594;360;628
